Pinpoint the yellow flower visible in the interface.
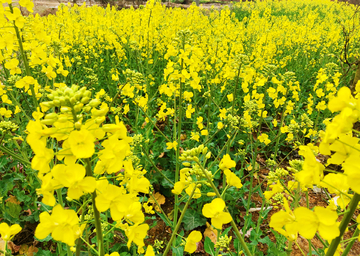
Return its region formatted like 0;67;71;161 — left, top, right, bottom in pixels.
190;132;200;142
219;154;236;171
166;141;178;151
258;133;271;145
184;231;202;253
224;169;242;188
202;198;232;229
200;129;208;136
0;223;22;241
125;223;149;253
51;163;96;200
105;253;120;256
294;206;339;241
35;204;84;246
186;104;195;118
269;198;297;241
68;128;96;159
145;245;155;256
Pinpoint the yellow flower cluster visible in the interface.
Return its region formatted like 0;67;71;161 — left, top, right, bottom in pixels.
26;84;150;252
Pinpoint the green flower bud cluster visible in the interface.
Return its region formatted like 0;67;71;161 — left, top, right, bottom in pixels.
271;193;284;208
42;84;92;109
0;121;19;134
86;74;99;85
265;158;277;168
203;91;211;98
268;168;288;184
225;113;240;129
325;62;340;74
282;71;296;82
124;69;144;86
243;100;258;113
215;234;232;252
6;75;21;86
188;163;209;180
101;221;109;231
263;64;277;76
179;144;208;162
287;159;304;173
153;239;165;253
288;121;300;133
131;134;144;145
300;113;314;128
179;145;213;182
84;207;94;221
40;85;104;125
235;148;247;158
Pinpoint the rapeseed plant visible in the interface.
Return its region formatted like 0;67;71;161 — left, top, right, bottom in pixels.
2;0;360;254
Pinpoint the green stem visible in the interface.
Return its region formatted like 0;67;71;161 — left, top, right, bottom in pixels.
287;241;293;256
140;107;171;142
150;192;173;227
162;184;196;256
342;228;360;256
195;159;252;256
75;202;88;256
325;193;360;256
7;90;31;121
67;245;72;256
273;97;289;160
4;240;8;256
9;4;38;109
142;147;174;186
232;64;242;116
57;188;64;207
308;239;312;256
173;66;185;231
85;159;105;256
0;145;31;166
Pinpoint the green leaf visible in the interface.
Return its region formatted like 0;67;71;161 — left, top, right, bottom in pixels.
182;209;206;231
5;201;22;219
204;236;215;256
160;170;174;188
172;246;184;256
222;226;232;236
0;175;14;197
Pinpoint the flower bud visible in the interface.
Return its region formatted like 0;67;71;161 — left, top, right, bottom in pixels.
45;113;58;120
84;90;91;98
202;147;208;155
70;97;77;105
88;99;101;108
59;96;66;106
41;119;55;125
74;103;84;113
95;116;106;124
53;99;61;107
57;116;68;123
81;97;91;104
60;106;71;113
74;122;82;130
